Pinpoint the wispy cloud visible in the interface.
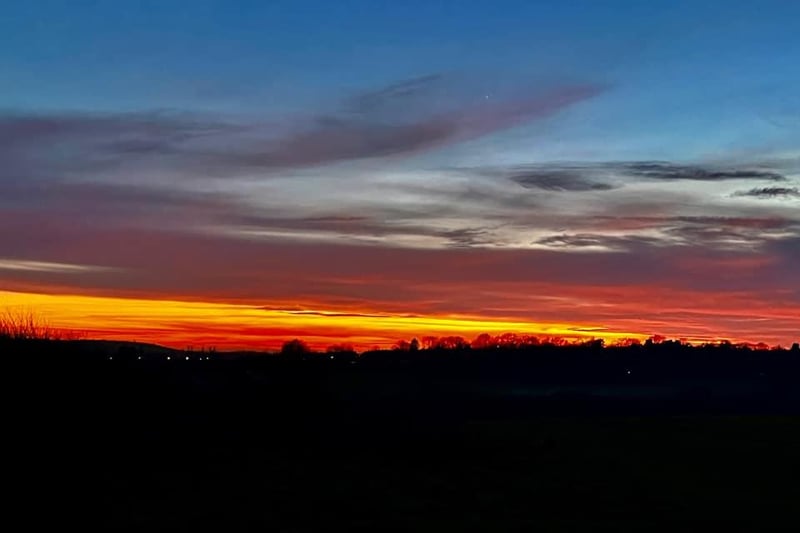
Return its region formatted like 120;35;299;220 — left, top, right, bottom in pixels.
536;216;799;252
0;259;114;274
0;75;604;185
345;73;446;115
733;186;800;199
533;233;663;251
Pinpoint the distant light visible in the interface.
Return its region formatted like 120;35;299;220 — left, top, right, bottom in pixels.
186;356;190;360
137;356;142;360
167;356;171;360
330;355;335;360
626;369;631;375
108;356;113;360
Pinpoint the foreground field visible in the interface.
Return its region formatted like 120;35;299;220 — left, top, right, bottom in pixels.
13;349;800;531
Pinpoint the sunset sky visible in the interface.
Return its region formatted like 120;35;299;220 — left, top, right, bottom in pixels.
1;1;799;350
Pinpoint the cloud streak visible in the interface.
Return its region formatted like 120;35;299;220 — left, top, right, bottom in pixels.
0;259;114;274
733;187;800;199
0;77;604;185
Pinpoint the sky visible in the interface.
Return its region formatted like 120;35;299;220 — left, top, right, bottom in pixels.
1;0;799;349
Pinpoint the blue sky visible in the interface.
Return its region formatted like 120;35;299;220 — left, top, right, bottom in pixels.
1;1;799;346
3;0;799;160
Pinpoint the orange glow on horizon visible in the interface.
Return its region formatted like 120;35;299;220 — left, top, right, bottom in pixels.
0;290;657;351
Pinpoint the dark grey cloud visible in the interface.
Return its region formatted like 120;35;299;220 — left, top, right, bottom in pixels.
439;227;496;248
468;160;790;192
733;187;800;199
618;161;786;182
509;170;617;191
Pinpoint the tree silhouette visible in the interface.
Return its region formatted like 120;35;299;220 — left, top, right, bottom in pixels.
392;340;411;351
471;333;495;350
281;339;310;358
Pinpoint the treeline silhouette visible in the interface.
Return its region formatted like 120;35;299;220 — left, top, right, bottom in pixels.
4;322;800;365
285;333;800;359
6;327;800;400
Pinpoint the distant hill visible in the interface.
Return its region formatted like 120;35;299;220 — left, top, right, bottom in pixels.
65;339;178;355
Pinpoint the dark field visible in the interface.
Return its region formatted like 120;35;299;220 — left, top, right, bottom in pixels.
13;343;800;531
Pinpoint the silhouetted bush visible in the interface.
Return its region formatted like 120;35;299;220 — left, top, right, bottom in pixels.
281;338;311;358
0;308;59;341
